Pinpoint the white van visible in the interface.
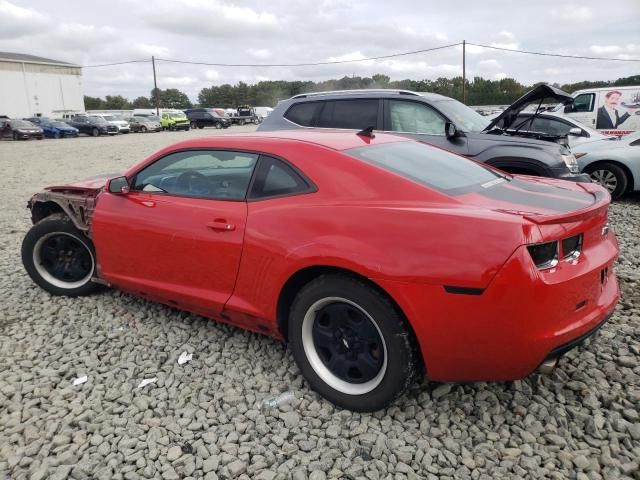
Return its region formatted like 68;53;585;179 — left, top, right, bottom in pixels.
559;86;640;135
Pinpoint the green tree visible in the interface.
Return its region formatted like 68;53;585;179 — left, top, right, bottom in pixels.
83;96;104;110
103;95;132;110
132;96;153;108
152;88;192;109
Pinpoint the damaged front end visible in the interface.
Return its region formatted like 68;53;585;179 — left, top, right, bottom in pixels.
27;175;112;235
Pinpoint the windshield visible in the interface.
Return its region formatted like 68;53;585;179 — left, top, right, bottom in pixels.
433;99;490;132
45;121;71;128
88;116;108;124
169;113;186;119
11;120;35;128
346;141;505;194
102;115;116;121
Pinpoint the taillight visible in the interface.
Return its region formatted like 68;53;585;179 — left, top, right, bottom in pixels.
562;234;583;260
527;241;559;269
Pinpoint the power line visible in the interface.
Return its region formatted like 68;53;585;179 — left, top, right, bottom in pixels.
467;42;640;62
82;59;151;68
79;42;640;69
154;43;462;67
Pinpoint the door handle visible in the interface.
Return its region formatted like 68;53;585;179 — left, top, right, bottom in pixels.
129;196;155;207
207;219;236;232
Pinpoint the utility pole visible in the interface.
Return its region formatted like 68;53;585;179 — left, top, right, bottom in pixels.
462;40;466;105
152;56;159;116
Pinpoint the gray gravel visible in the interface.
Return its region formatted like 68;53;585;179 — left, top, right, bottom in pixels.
1;129;639;480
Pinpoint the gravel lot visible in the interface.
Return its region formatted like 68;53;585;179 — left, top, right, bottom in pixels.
1;129;639;480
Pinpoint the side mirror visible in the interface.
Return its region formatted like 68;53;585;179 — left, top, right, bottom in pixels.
107;176;130;194
445;121;458;139
564;104;573;114
568;127;583;137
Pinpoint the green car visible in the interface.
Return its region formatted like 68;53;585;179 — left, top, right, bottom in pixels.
160;112;190;131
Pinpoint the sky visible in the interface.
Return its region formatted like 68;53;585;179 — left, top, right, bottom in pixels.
0;0;638;102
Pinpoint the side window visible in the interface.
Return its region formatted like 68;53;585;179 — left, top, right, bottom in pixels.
249;156;314;199
284;102;319;126
133;150;258;200
571;93;595;113
532;117;572;136
316;99;378;129
388;100;446;134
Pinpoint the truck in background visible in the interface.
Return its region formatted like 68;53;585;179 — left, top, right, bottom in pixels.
558;86;640;136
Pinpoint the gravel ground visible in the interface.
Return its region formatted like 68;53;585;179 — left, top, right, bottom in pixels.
0;129;639;480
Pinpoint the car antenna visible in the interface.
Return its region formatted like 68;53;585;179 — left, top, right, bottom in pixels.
356;126;375;138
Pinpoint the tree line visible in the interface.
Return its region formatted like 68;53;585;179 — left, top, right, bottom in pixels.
84;74;640;110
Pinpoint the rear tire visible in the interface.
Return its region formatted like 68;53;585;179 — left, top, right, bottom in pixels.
21;215;98;297
190;121;198;130
288;274;419;411
215;122;222;129
585;162;628;200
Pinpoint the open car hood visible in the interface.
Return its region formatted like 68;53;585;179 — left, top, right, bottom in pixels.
483;84;574;132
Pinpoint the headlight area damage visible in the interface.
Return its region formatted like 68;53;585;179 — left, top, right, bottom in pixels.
27;176;109;233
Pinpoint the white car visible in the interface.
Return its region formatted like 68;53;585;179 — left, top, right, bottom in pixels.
95;114;130;134
513;112;639;198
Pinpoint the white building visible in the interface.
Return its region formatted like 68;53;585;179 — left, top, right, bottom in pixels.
0;52;83;118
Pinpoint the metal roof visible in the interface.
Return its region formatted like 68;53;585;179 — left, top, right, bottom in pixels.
0;52;81;68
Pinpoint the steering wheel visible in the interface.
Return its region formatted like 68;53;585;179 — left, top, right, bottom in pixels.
175;170;210;196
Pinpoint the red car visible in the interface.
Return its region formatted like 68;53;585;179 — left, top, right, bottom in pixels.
21;130;619;411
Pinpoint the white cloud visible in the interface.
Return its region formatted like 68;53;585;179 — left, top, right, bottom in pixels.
246;48;272;60
478;59;501;69
493;73;507;80
590;44;639;55
490;42;519;50
552;5;593;21
136;44;171;58
0;0;49;38
204;70;220;80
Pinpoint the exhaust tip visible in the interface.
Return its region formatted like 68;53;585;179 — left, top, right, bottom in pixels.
538;357;559;375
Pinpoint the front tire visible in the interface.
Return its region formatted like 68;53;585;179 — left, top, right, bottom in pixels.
585;162;628;200
91;128;99;137
141;126;147;133
288;274;419;411
215;122;222;129
21;216;98;297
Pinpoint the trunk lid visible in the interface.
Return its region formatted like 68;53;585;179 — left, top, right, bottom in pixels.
457;175;609;224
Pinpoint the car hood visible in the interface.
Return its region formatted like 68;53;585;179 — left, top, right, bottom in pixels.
455;175;607;223
45;173;119;194
484;84;574;132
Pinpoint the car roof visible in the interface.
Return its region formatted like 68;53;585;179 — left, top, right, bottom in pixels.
287;89;452;103
163;129;411;152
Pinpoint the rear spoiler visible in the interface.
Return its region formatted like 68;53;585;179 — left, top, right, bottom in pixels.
523;186;610;225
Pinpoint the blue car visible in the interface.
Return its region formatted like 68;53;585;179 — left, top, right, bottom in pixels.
40;120;79;138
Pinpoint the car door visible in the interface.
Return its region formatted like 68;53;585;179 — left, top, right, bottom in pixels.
564;93;596;129
92;149;259;318
382;99;468;155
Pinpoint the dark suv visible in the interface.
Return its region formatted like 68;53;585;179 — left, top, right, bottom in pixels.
184;108;231;130
258;86;589;182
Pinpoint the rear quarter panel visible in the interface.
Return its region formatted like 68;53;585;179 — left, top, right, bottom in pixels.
224;142;533;329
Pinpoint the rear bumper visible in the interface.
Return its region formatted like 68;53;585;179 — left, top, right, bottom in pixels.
375;231;620;381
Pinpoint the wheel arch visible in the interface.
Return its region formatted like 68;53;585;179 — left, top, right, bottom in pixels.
583;159;634;192
276;265;420;352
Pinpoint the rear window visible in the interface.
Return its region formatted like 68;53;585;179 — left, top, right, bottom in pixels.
317;99;378;129
284;102;319;126
345;141;505;193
